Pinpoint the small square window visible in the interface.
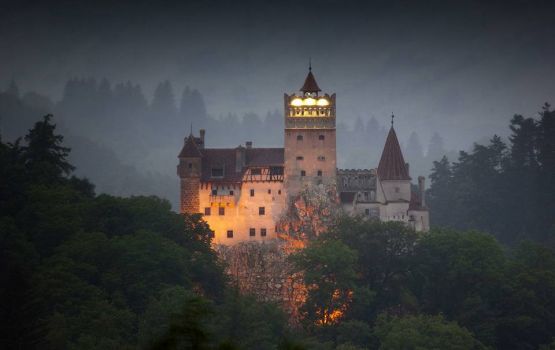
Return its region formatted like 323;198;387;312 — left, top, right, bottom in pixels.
261;228;267;237
300;170;306;177
219;207;225;216
212;189;217;195
227;230;233;238
209;231;215;238
188;162;193;169
250;189;255;197
259;207;265;215
268;189;271;194
297;135;303;141
317;170;322;176
317;156;325;161
319;135;325;140
278;190;282;195
249;228;255;237
296;156;304;160
395;187;400;193
229;190;234;195
204;207;211;215
365;208;370;215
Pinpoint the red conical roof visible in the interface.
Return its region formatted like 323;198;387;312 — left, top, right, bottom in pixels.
300;70;321;93
377;127;411;180
178;134;202;158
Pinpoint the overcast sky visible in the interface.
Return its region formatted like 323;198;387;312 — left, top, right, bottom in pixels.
1;0;554;150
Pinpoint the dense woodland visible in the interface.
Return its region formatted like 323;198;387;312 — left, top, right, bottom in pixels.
0;79;449;209
1;113;555;349
428;103;555;247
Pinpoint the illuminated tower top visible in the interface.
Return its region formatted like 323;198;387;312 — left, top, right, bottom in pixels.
284;66;336;129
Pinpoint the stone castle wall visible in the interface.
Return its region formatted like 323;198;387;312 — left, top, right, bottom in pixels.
180;178;200;213
216;239;307;323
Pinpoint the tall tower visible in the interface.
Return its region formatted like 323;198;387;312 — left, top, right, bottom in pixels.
177;133;202;213
284;66;337;199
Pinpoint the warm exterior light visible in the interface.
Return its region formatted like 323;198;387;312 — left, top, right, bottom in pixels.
316;98;329;106
291;98;303;106
304;97;316;106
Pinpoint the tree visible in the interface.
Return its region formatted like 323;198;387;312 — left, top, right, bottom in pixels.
291;238;357;327
374;313;486;350
427;156;452;227
410;229;506;345
22;114;74;183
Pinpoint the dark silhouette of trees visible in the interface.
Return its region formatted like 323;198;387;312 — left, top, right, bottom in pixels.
428;103;555;246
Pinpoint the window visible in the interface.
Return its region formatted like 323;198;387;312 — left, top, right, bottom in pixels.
297;135;303;141
261;228;267;237
249;228;255;237
278;190;282;195
188;162;193;169
229;190;234;195
319;135;325;140
259;207;265;215
268;189;271;194
317;156;325;161
296;156;304;160
300;170;306;177
212;189;217;195
317;170;322;176
227;230;233;238
395;187;400;193
250;189;255;197
211;167;224;177
204;207;211;215
365;208;370;215
219;207;225;216
209;231;215;238
251;168;261;175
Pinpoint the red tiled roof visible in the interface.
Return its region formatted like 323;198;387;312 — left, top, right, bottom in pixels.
246;148;284;166
377;127;411;180
178;135;202;158
300;71;321;93
200;147;284;183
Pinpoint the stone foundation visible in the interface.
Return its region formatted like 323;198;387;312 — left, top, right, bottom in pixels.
216;239;307;323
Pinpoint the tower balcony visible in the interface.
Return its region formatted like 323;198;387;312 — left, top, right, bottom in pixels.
285;116;336;129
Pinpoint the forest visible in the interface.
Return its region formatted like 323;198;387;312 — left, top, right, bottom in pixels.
1;109;554;349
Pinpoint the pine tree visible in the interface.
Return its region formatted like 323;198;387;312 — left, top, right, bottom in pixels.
22;114;74;183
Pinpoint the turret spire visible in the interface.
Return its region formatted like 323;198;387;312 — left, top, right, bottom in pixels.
377;118;411;180
300;63;321;94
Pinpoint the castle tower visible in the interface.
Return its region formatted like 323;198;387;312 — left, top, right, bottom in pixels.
377;119;411;202
284;66;337;199
177;133;202;213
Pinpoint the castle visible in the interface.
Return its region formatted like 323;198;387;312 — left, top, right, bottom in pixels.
177;68;429;244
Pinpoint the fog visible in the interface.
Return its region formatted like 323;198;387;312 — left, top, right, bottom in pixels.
1;0;554;209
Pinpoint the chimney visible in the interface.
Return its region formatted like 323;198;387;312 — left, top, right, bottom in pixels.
418;176;426;207
246;141;253;149
199;129;206;149
235;145;246;172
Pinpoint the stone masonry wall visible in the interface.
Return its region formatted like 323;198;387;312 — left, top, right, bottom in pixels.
180;178;200;213
216;239;307;324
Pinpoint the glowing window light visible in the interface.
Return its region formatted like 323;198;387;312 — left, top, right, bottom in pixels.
317;98;329;106
304;97;316;106
291;98;303;106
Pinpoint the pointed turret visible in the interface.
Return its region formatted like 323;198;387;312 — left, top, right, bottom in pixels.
178;134;202;158
300;68;321;94
377;125;411;181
